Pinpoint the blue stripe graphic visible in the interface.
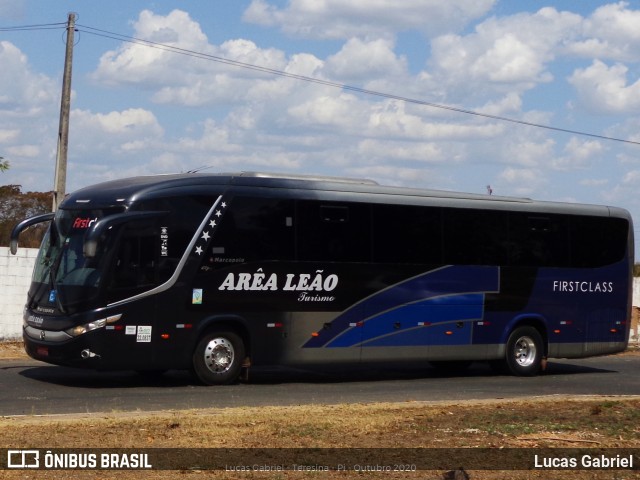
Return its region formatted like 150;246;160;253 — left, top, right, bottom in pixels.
303;265;500;348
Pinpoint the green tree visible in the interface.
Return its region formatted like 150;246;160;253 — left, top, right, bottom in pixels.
0;157;8;172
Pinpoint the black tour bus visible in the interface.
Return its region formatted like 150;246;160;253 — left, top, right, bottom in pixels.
11;172;634;384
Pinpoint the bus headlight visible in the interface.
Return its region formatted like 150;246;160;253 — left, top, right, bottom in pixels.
64;314;121;337
66;319;107;337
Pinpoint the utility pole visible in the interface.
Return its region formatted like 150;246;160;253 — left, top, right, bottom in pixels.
52;12;76;211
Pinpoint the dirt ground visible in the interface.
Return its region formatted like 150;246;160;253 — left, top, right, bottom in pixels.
1;340;640;479
0;341;25;360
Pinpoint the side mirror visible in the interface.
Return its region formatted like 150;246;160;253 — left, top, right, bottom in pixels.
10;212;55;255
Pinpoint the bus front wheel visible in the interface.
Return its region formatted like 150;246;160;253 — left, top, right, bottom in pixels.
504;326;544;376
193;331;245;385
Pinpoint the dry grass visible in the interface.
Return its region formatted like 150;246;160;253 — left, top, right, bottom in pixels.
3;398;640;449
2;399;640;479
0;341;26;360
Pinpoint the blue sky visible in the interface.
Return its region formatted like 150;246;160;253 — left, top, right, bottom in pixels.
2;1;640;252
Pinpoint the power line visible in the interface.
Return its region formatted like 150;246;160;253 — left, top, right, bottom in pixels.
5;20;640;147
75;24;640;147
0;22;66;32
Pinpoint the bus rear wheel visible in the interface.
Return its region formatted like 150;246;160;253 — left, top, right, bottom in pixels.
504;326;544;376
193;331;245;385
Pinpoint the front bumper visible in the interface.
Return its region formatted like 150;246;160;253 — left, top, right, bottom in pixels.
23;326;102;368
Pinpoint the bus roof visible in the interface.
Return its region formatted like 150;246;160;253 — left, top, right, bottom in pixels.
60;171;630;219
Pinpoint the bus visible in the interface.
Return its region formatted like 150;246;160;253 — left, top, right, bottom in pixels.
11;172;634;385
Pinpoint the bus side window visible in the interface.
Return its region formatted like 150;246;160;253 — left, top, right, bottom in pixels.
320;205;348;223
509;214;569;267
443;208;508;266
203;197;294;266
570;216;628;267
372;204;442;264
296;201;370;262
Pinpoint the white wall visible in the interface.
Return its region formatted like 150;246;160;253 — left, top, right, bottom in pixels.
0;246;38;340
1;246;640;341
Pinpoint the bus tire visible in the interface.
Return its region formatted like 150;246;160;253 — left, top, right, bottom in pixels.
193;331;245;385
505;326;544;376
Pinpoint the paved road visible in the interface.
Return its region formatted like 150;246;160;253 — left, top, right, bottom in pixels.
1;355;639;416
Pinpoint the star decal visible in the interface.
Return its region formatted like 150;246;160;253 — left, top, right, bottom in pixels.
193;196;229;256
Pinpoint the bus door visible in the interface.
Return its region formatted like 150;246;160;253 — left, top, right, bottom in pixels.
100;218;168;369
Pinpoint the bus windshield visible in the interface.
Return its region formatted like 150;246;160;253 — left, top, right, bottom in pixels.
30;208;121;315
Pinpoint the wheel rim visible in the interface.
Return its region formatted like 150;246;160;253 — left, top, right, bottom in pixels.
203;337;235;374
513;335;537;367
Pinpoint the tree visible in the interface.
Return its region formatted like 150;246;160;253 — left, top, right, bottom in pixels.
0;185;52;248
0;157;8;172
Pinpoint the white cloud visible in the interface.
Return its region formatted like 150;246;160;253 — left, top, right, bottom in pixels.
324;38;407;82
243;0;496;39
476;93;523;116
511;140;555;168
429;8;581;98
367;100;505;140
356;139;445;164
6;144;39;157
0;129;19;143
72;108;162;138
0;41;59;189
92;10;216;88
83;109;163;136
177;119;240;154
552;137;604;170
622;170;640;185
568;60;640;114
603;169;640;206
580;178;608;187
568;2;640;62
0;41;57;114
288;94;368;130
95;11;291;108
498;167;547;197
70;108;164;157
149;39;288;107
605;117;640;146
